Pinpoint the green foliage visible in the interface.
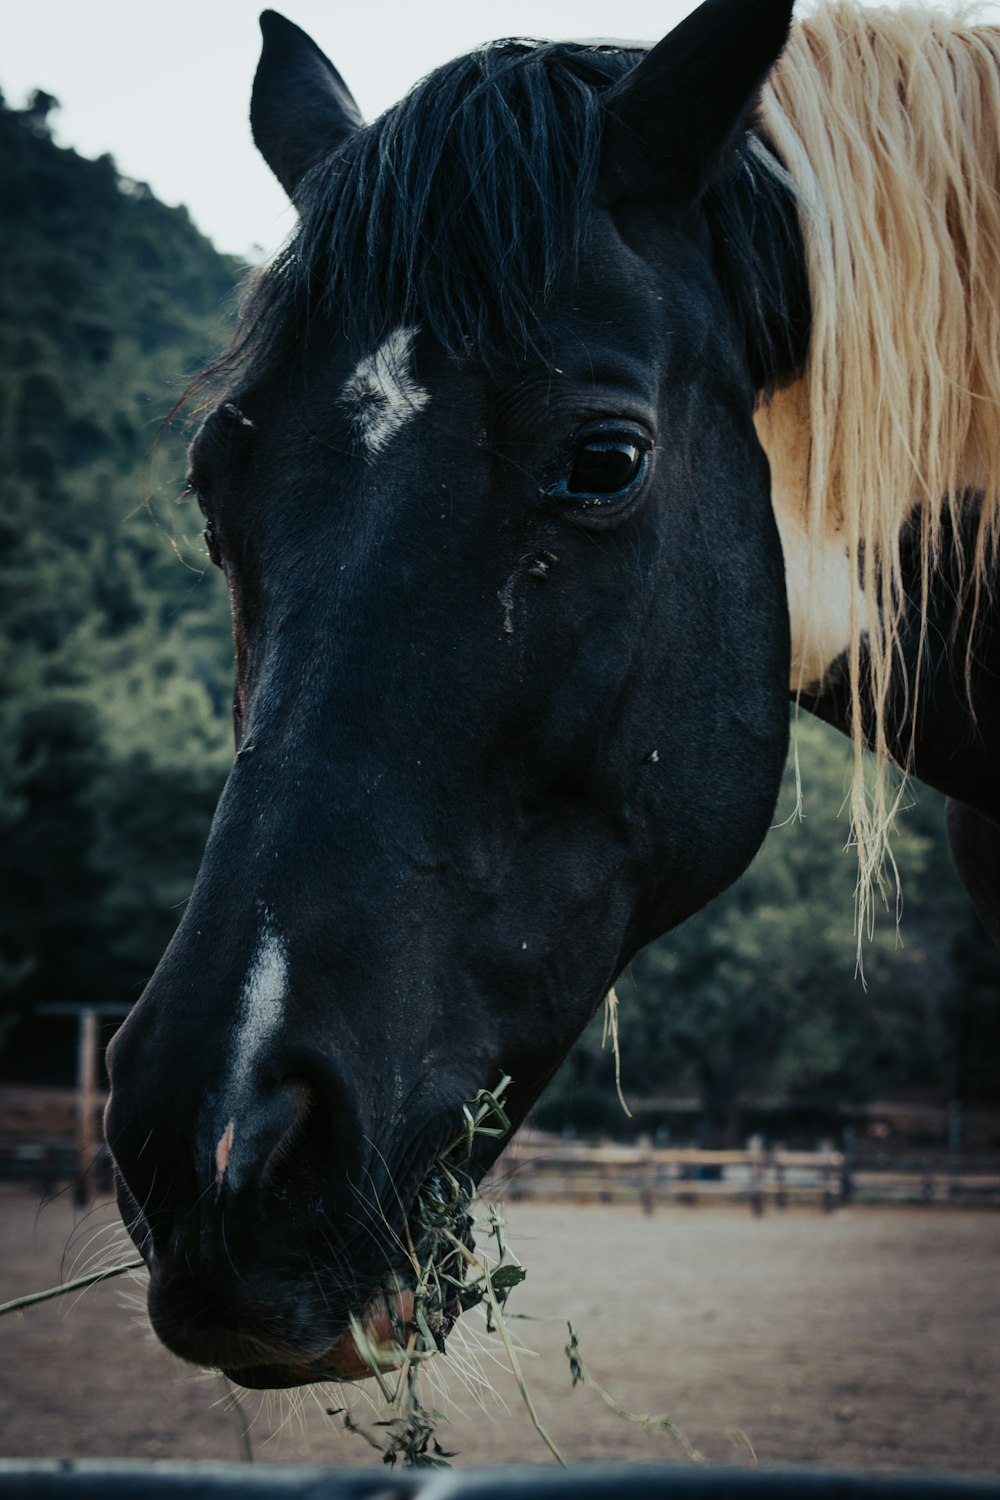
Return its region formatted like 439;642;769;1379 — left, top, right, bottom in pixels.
0;92;238;1054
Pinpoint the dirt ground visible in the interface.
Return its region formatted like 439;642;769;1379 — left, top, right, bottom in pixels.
1;1184;998;1476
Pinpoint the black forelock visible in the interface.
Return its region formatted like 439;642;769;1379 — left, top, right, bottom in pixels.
206;36;802;396
230;40;641;374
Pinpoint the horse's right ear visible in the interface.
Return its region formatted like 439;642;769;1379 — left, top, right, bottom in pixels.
251;11;363;198
601;0;795;202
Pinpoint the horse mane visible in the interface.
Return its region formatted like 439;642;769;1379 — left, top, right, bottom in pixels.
758;3;1000;938
225;41;640;376
227;38;807;381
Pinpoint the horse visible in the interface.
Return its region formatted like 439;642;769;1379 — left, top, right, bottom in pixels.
104;0;1000;1389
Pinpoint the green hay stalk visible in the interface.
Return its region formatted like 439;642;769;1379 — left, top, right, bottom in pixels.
0;1258;145;1317
564;1322;703;1462
333;1074;567;1469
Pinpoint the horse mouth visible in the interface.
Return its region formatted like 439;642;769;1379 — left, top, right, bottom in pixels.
223;1157;479;1389
147;1167;464;1390
144;1272;427;1391
220;1218;473;1390
223;1286;418;1389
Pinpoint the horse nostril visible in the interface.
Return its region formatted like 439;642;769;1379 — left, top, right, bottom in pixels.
259;1078;333;1202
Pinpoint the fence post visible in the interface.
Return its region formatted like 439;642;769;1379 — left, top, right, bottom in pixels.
749;1136;765;1217
841;1126;855;1206
632;1135;652;1216
947;1099;962;1199
774;1143;787;1211
74;1007;99;1208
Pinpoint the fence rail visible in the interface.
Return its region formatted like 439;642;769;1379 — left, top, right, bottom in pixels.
486;1135;844;1213
3;1090;999;1208
484;1134;1000;1212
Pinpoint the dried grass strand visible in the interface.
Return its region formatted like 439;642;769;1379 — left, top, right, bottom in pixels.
0;1259;145;1317
601;986;633;1119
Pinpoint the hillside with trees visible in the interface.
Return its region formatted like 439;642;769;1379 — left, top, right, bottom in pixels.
0;89;238;1068
0;90;996;1127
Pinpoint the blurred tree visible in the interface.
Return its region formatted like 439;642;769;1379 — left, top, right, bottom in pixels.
0;87;240;1071
19;90;59;139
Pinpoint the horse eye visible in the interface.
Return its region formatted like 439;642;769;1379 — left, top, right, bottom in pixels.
567;438;644;497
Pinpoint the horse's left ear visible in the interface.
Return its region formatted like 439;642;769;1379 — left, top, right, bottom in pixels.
251;11;363;198
602;0;795;201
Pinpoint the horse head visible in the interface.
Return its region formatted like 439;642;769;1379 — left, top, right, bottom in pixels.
105;0;795;1387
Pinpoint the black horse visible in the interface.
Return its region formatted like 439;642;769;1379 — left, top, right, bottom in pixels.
105;0;1000;1388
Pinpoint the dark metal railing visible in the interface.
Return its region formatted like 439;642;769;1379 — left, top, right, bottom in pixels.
2;1461;998;1500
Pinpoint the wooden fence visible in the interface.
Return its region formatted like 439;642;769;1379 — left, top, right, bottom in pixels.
3;1081;999;1210
848;1154;1000;1205
484;1132;845;1214
482;1130;1000;1211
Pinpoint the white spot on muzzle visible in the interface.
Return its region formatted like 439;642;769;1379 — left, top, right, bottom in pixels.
340;325;430;455
228;918;289;1098
214;1120;235;1187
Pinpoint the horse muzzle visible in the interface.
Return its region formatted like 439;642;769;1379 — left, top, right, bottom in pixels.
108;1069;470;1388
144;1254;417;1388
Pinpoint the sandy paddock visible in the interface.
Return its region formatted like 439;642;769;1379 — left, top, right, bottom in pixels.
1;1186;997;1475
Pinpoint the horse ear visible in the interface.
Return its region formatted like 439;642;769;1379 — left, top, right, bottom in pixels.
251;11;363;198
601;0;795;201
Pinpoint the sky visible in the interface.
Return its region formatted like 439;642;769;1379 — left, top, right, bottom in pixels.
3;0;702;262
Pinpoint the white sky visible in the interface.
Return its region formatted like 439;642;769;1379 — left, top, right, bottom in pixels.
3;0;701;262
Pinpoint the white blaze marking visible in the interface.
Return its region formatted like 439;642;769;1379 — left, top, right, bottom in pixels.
229;920;289;1096
340;325;430;455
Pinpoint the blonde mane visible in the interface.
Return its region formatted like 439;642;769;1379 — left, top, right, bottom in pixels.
753;2;1000;939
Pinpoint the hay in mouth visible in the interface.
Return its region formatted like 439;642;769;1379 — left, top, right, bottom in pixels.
333;1074;563;1469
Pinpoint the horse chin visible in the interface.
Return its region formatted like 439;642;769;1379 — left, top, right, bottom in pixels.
223;1288;417;1390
